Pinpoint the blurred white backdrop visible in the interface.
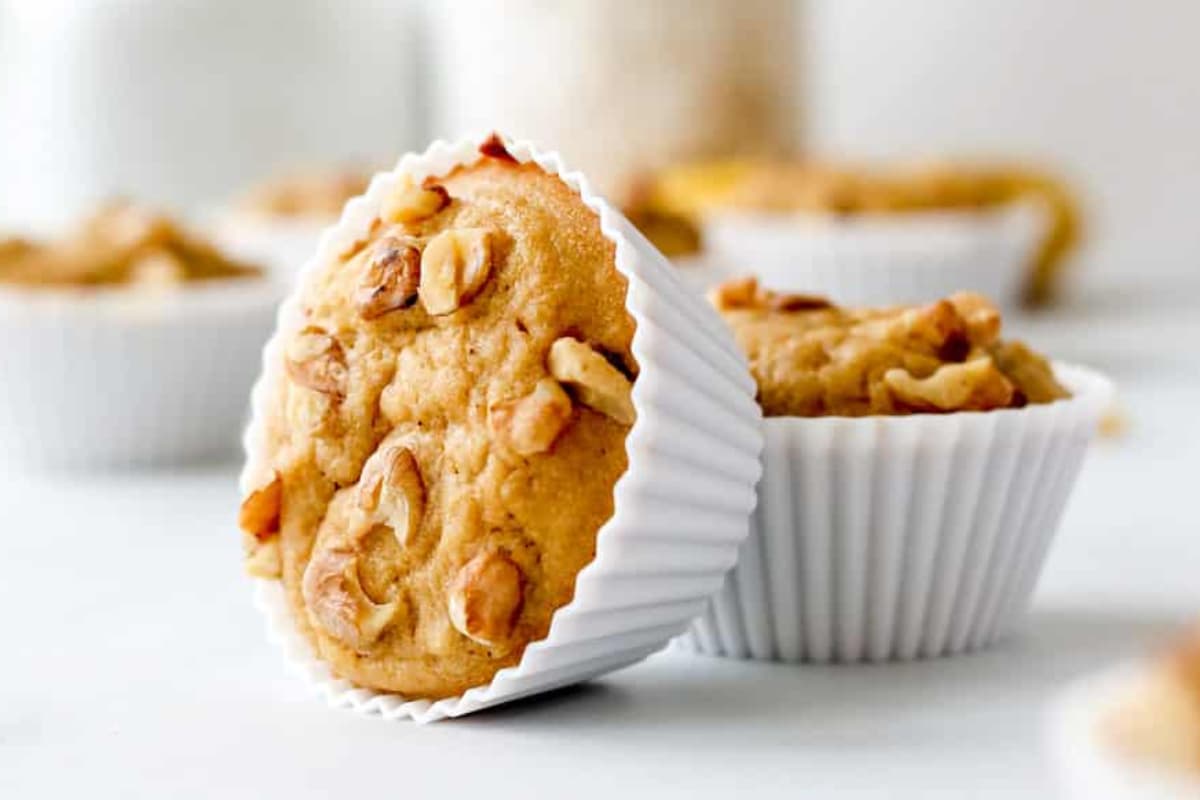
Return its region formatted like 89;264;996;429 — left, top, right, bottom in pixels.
2;0;1198;283
803;0;1200;279
0;0;422;229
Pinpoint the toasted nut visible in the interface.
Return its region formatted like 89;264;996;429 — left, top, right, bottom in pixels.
948;291;1002;346
244;536;281;579
768;292;832;313
381;180;450;225
130;252;187;286
884;358;1015;412
285;326;348;399
356;235;421;319
708;276;830;313
479;133;517;163
548;337;635;425
447;550;524;647
489;378;573;455
357;446;426;546
418;228;493;315
302;546;398;652
239;472;282;540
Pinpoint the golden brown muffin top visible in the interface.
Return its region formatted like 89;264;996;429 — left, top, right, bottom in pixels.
235;169;371;219
238;140;637;698
0;204;261;289
710;277;1068;417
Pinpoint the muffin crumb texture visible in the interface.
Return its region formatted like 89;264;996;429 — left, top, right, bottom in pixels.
240;154;637;698
710;277;1067;417
0;204;261;288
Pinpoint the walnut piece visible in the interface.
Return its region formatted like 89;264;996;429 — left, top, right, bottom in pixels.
238;472;282;540
948;291;1002;346
418;228;493;315
356;446;426;546
884;358;1015;412
356;235;421;319
489;378;573;455
447;550;525;648
302;546;399;652
381;180;449;225
285;327;348;399
548;337;635;425
708;276;829;313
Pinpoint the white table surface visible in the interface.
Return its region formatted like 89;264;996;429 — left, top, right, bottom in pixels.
2;272;1198;799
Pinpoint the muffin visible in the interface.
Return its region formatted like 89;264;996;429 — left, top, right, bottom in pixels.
0;204;277;467
629;160;1080;308
1052;631;1200;799
240;134;763;720
213;168;372;278
681;278;1110;662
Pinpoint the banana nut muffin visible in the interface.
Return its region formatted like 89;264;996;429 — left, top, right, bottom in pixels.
238;137;638;698
0;203;260;288
1105;630;1200;775
635;160;1080;305
709;277;1067;417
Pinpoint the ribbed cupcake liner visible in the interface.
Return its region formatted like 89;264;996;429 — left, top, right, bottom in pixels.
703;202;1047;308
682;364;1111;663
241;132;764;723
1049;664;1200;800
0;282;279;469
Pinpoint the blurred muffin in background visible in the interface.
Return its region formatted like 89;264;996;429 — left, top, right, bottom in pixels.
0;202;261;289
626;159;1081;308
213;168;373;278
1104;631;1200;776
0;204;277;468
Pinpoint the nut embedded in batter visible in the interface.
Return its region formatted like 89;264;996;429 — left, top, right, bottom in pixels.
285;327;349;399
447;550;525;648
884;358;1015;412
489;378;574;456
418;228;494;315
381;180;450;225
302;545;400;653
548;337;636;425
239;472;282;540
356;235;422;319
357;445;426;546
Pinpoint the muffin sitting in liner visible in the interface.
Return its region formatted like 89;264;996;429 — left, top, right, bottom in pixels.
0;202;261;289
684;278;1110;663
0;203;274;468
626;160;1080;308
238;134;762;716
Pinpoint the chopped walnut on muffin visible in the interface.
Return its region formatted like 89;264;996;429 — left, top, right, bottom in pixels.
0;203;261;289
239;138;638;699
709;277;1068;417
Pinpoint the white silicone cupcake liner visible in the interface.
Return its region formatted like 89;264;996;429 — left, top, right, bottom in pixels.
0;280;280;469
681;363;1111;663
210;214;331;281
702;201;1047;308
1049;664;1200;800
241;132;764;723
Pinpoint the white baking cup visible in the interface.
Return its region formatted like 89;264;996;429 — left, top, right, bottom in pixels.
703;201;1048;308
241;133;764;723
1049;664;1200;800
680;364;1111;663
210;214;330;282
0;280;280;469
